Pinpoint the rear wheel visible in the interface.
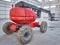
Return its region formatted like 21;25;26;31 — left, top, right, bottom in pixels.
40;21;47;33
17;26;33;44
2;22;13;34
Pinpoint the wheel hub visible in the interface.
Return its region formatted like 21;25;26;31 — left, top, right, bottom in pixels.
24;32;29;39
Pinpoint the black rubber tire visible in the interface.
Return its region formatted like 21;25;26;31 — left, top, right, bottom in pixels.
2;22;13;34
17;26;33;44
40;21;47;33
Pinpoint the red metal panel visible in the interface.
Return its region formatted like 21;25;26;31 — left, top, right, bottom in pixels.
25;17;34;24
9;24;18;32
10;7;25;17
28;22;39;27
25;8;37;24
25;8;36;17
10;17;25;24
10;7;37;24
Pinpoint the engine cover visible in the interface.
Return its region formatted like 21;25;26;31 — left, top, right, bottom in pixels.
10;7;37;24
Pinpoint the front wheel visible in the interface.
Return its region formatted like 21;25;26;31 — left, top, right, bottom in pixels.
40;21;47;33
2;22;14;35
17;26;33;44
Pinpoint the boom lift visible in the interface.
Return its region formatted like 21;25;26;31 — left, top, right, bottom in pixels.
2;1;52;44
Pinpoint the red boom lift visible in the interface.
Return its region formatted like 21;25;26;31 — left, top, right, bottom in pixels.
2;1;52;44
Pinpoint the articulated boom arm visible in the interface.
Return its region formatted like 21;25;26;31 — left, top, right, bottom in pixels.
15;1;53;21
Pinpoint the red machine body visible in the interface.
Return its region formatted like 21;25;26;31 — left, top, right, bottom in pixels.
10;7;39;28
2;2;47;43
10;7;37;24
